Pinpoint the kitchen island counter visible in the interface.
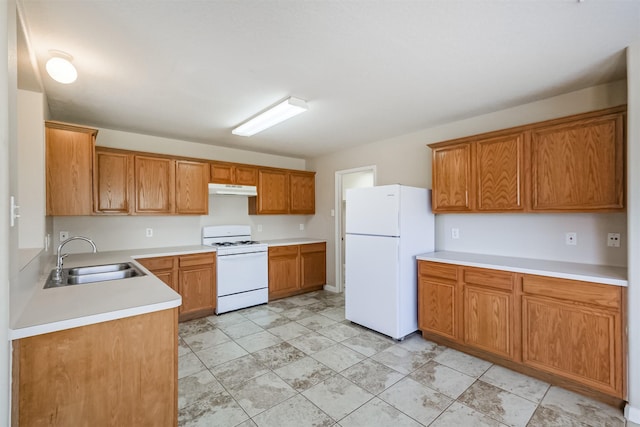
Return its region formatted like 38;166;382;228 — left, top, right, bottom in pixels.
416;251;627;286
10;245;216;340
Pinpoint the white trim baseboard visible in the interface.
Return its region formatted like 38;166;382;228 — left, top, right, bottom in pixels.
625;404;640;424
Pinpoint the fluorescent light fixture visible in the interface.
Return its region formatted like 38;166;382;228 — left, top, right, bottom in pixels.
232;97;308;136
46;52;77;84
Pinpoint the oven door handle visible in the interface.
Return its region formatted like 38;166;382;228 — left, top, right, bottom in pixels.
217;251;268;258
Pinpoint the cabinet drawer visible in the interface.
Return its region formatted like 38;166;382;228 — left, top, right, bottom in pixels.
179;253;216;268
522;274;621;309
136;256;176;271
463;267;514;291
419;261;458;281
300;242;326;254
269;245;299;257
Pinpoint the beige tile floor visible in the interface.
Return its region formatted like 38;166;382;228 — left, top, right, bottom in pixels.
178;290;627;427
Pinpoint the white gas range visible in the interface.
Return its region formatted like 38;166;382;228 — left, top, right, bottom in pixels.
202;225;268;314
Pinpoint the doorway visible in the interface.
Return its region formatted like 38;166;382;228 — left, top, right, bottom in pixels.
334;166;376;293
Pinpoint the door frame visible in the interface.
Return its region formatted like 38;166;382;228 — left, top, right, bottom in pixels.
332;165;376;293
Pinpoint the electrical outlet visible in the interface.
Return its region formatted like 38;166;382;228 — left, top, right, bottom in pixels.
146;228;153;238
59;231;69;242
565;232;577;245
607;233;621;247
451;228;460;239
299;223;305;231
257;224;263;232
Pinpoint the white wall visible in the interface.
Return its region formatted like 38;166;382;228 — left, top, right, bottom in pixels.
2;2;16;426
625;41;640;424
53;195;312;253
95;127;306;170
17;89;45;250
307;80;628;285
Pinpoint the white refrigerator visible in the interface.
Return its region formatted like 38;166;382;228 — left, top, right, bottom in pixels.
345;184;434;340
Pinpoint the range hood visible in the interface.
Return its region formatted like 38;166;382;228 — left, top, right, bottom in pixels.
208;183;257;196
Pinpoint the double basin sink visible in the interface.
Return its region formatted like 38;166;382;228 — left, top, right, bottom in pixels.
45;262;146;289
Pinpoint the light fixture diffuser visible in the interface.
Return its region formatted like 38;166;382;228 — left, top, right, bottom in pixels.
232;97;308;137
46;52;77;84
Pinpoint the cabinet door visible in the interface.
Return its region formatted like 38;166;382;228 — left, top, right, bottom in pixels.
418;261;459;340
464;286;513;359
45;123;96;215
268;245;300;299
134;155;175;214
530;112;624;211
522;295;622;397
431;143;472;212
179;265;215;317
210;163;234;184
255;169;289;214
176;160;209;214
418;278;458;340
235;166;258;186
476;133;524;211
300;243;326;289
290;172;316;214
94;149;132;214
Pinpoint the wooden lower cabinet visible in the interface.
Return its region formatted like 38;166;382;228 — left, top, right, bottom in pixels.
418;260;625;402
418;261;459;340
462;267;516;360
12;309;178;427
269;242;326;300
137;253;216;322
178;253;216;320
521;275;624;398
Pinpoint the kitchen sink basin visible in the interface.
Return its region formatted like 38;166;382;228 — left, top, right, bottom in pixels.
67;263;132;276
44;262;146;288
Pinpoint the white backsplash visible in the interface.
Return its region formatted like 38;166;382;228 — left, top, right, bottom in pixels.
53;195;310;253
435;212;627;267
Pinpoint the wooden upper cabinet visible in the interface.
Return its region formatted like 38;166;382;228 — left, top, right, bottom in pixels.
45;121;97;216
94;148;133;214
429;106;626;214
176;160;209;215
530;112;624;211
134;155;175;214
210;162;258;186
290;171;316;214
476;133;524;212
210;163;234;184
251;169;289;214
431;143;472;212
235;165;258;186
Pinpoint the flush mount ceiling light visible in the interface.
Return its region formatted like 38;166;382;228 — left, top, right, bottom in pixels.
45;51;77;84
232;97;308;137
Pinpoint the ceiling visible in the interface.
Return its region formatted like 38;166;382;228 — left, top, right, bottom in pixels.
17;1;640;159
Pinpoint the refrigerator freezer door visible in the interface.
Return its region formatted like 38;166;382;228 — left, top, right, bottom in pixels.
345;185;400;237
345;234;401;338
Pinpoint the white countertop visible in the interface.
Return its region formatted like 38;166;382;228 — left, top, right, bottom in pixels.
262;238;326;247
416;251;627;287
9;245;216;340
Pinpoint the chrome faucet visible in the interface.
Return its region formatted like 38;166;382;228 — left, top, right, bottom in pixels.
51;236;98;283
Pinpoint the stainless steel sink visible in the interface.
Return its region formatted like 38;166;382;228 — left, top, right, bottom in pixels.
44;262;146;288
67;263;132;275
